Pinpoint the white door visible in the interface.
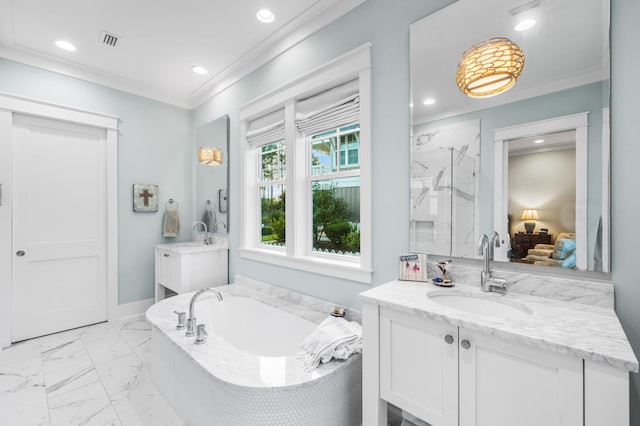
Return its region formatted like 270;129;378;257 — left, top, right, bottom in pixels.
11;114;108;342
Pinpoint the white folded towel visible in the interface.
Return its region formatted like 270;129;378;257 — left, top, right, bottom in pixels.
295;316;362;371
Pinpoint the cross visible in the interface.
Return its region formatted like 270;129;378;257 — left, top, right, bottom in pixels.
139;189;154;206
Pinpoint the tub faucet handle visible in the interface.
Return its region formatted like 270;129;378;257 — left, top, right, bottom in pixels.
195;324;208;345
174;311;186;330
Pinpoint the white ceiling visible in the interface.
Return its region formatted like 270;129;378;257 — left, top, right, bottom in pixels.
0;0;363;108
410;0;609;125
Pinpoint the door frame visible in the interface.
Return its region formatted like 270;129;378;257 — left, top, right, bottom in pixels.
493;112;589;269
0;92;119;348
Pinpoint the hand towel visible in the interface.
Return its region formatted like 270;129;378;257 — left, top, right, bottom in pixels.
163;209;180;237
294;316;362;371
203;207;216;233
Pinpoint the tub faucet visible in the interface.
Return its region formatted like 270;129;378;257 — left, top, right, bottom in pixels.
186;287;223;337
477;233;507;292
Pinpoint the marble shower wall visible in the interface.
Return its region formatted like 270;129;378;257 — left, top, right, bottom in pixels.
410;119;480;258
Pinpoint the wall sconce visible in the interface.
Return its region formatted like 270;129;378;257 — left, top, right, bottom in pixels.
521;209;540;233
456;37;525;98
198;147;223;165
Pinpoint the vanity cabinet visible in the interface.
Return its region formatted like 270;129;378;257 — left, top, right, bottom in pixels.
378;308;582;426
155;244;228;302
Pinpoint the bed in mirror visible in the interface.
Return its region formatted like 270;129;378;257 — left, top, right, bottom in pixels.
410;0;610;273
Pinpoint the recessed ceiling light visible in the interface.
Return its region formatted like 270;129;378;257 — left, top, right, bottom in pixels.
423;98;436;106
515;19;536;31
55;40;77;52
192;66;208;75
534;139;544;144
256;9;275;23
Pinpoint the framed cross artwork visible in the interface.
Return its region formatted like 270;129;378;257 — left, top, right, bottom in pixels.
133;184;158;212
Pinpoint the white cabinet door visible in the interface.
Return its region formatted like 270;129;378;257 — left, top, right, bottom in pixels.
380;308;458;426
459;328;583;426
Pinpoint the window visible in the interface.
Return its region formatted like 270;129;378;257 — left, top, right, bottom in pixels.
259;141;286;247
310;125;360;256
239;45;372;283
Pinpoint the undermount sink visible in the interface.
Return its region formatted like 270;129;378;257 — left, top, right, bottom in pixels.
427;290;534;319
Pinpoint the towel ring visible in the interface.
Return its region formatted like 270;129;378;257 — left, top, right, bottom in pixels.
165;199;179;209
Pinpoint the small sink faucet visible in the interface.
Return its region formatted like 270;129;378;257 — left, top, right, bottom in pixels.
185;287;223;337
193;221;211;244
477;233;507;292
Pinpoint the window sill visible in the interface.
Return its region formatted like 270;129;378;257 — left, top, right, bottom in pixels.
238;247;373;284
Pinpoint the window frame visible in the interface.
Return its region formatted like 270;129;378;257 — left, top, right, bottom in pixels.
239;44;372;283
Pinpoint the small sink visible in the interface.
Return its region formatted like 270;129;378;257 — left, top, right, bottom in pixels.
161;238;229;253
427;291;534;319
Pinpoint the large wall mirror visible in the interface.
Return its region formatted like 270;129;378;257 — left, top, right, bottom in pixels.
410;0;610;274
196;114;230;235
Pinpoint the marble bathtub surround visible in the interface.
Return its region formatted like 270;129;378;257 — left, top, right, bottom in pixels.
361;280;638;373
233;274;363;324
0;317;183;426
426;260;614;308
147;276;363;425
146;275;362;389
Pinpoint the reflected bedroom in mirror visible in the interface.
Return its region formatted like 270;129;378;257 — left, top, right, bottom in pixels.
409;0;610;274
196;114;230;236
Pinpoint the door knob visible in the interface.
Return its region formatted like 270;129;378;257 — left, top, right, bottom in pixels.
16;250;25;257
444;334;454;344
461;339;471;350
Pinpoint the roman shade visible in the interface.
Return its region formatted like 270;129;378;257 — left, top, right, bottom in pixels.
295;79;359;136
246;108;285;147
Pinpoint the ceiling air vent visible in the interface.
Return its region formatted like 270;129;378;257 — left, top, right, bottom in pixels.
100;31;120;47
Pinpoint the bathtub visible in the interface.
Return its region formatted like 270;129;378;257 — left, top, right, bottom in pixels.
146;278;362;425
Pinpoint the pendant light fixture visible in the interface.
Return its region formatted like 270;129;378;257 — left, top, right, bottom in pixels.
456;37;525;98
198;147;223;165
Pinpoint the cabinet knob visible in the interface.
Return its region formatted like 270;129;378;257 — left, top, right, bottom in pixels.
461;339;471;350
163;253;170;257
444;334;454;344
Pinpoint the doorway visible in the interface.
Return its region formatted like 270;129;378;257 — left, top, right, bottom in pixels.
11;114;108;341
0;95;119;347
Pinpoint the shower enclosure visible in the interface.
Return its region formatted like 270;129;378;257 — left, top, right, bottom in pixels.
410;146;476;258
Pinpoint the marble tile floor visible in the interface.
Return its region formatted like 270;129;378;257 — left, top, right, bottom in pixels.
0;316;185;426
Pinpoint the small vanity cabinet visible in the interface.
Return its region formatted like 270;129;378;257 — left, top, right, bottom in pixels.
379;308;582;426
155;241;228;301
361;281;635;426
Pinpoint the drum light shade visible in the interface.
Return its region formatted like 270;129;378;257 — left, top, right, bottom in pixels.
456;37;525;98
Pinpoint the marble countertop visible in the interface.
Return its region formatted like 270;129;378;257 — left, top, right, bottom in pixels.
155;237;228;253
360;280;638;373
146;281;359;388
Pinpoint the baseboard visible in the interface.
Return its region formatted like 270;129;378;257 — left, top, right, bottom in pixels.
115;297;155;320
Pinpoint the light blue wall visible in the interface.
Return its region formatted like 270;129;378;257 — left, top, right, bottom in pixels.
414;82;606;268
0;58;192;304
612;0;640;421
193;0;457;308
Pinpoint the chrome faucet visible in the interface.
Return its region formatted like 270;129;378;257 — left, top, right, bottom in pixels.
193;221;211;244
489;231;501;261
477;233;507;292
185;287;223;337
